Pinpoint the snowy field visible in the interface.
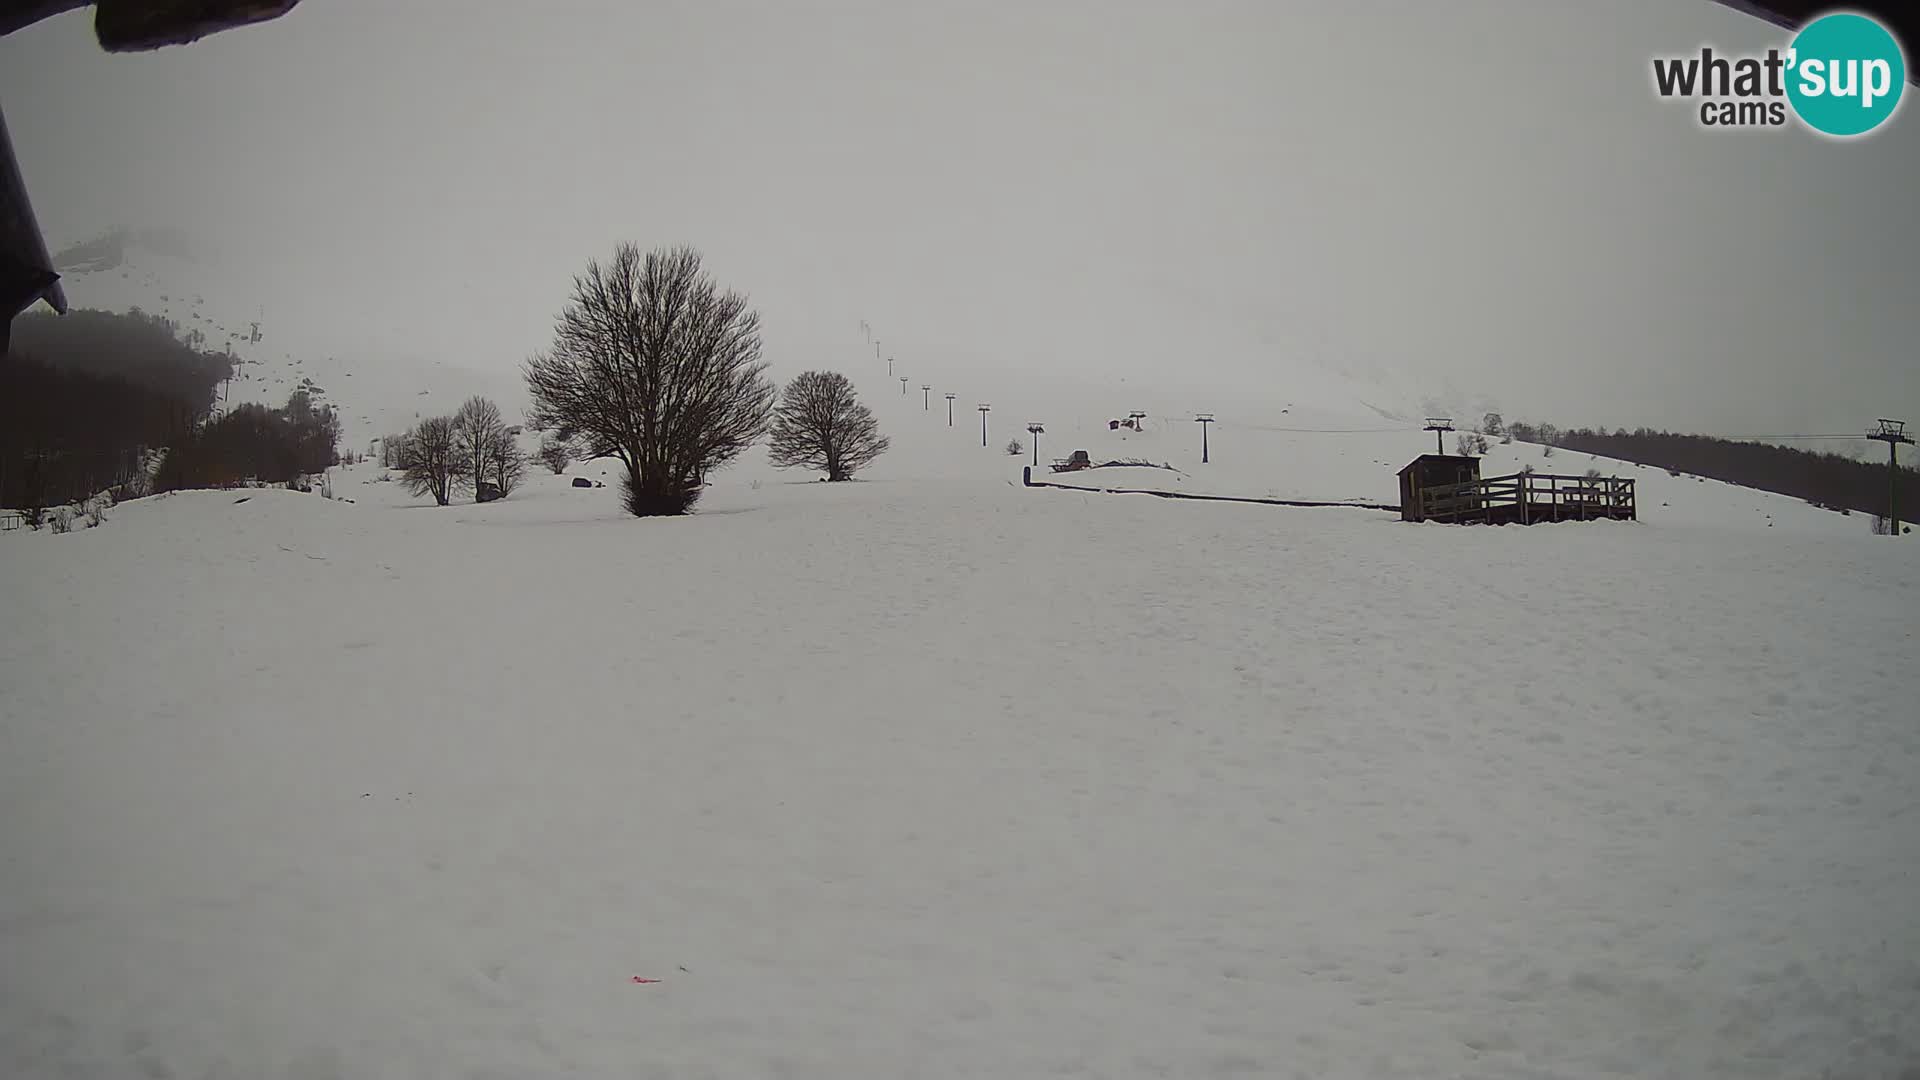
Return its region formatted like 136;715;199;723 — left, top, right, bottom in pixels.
7;241;1918;1076
4;458;1918;1078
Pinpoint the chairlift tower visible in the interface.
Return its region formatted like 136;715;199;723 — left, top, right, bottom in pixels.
900;376;909;395
1195;413;1215;463
945;393;956;426
978;403;991;447
1424;417;1456;455
921;384;931;409
1868;418;1913;536
1027;422;1044;466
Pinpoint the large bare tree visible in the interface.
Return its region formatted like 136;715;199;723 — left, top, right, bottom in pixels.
398;415;460;506
452;395;505;501
767;370;889;481
523;245;774;516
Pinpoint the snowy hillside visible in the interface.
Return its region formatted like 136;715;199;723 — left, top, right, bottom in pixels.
41;229;1499;466
38;231;1889;537
49;230;528;450
717;356;1872;539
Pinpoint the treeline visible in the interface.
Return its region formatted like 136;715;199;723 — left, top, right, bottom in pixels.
1492;415;1911;521
3;307;341;518
10;308;230;404
0;354;196;512
3;308;230;513
153;390;342;492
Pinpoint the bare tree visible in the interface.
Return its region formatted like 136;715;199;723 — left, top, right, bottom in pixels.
489;427;528;496
452;396;505;501
524;244;775;515
767;370;889;481
398;415;461;506
537;432;572;474
1006;438;1024;456
379;433;407;469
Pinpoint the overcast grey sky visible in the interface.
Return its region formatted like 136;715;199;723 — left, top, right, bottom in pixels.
2;0;1915;436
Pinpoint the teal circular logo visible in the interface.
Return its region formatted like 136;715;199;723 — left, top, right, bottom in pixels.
1786;13;1906;136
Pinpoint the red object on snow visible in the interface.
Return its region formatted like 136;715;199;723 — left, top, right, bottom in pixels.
631;976;661;984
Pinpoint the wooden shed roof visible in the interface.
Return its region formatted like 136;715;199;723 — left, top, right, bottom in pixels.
1396;454;1480;477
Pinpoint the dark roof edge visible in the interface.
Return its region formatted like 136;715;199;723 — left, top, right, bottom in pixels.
0;100;67;318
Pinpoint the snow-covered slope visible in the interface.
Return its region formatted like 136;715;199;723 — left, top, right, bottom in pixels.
726;357;1872;539
41;231;1883;537
50;231;527;450
4;472;1917;1079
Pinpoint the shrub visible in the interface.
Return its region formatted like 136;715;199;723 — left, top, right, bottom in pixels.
537;433;572;474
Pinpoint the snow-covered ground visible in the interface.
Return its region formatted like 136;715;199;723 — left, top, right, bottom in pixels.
4;446;1918;1077
8;239;1917;1076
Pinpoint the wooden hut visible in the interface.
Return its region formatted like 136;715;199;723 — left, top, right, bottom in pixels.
1397;455;1481;522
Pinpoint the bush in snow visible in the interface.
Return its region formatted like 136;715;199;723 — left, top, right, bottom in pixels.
767;370;888;482
525;244;774;515
1007;438;1024;456
48;506;74;533
538;433;573;474
117;469;152;502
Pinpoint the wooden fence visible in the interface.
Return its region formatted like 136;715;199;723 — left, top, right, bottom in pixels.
1418;471;1635;525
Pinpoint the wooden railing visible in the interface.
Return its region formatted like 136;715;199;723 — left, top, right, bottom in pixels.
1419;472;1635;524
